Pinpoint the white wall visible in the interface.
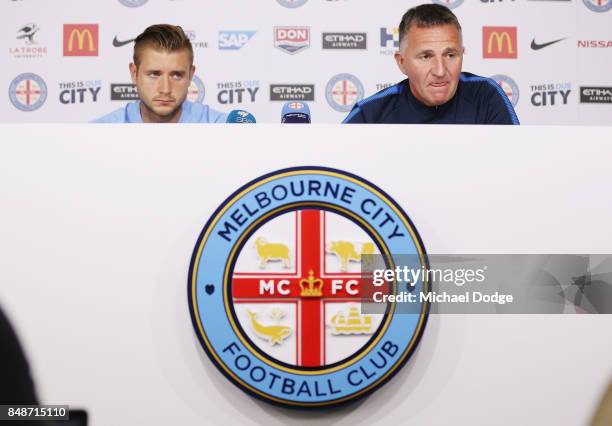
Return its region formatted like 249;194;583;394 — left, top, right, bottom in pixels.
0;124;611;425
2;0;611;124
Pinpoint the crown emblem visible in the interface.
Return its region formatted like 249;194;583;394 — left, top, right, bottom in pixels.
299;270;323;297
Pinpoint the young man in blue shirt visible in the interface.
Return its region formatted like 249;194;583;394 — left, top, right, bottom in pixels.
94;25;226;123
343;4;519;125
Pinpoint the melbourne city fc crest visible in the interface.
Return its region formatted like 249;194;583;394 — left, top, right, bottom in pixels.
491;74;519;107
189;167;429;408
326;73;364;113
277;0;308;8
187;75;205;103
118;0;148;7
432;0;464;9
9;73;47;112
582;0;612;13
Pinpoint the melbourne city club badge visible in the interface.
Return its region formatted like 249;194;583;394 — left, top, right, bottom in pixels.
188;167;429;408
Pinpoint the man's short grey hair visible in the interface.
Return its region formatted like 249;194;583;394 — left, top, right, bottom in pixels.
398;4;462;46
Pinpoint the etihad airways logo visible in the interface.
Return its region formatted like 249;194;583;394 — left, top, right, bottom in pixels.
580;87;612;103
63;24;98;56
483;26;517;59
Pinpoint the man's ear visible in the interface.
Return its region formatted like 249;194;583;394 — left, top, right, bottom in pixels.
190;65;196;80
129;63;137;84
394;51;406;75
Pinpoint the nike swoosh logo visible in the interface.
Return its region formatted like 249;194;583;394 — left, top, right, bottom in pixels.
531;38;566;50
113;36;136;47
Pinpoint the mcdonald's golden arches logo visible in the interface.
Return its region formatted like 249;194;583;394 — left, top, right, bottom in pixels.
482;26;517;59
63;24;99;56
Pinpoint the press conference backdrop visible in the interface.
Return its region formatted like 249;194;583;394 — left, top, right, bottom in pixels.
2;0;611;124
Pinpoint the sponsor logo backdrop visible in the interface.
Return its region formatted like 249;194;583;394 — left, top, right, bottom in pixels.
1;0;610;124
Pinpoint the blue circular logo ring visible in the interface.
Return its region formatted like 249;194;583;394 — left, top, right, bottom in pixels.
582;0;612;12
9;73;47;112
277;0;308;8
189;167;429;408
326;73;364;113
118;0;148;7
188;75;206;103
491;74;520;107
432;0;464;10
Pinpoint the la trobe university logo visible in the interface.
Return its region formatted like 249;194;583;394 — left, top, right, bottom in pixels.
189;167;429;408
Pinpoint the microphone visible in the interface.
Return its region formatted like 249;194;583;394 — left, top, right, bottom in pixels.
281;101;311;123
226;110;256;123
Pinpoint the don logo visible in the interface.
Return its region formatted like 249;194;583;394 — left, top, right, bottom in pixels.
189;167;429;407
274;26;310;55
63;24;98;56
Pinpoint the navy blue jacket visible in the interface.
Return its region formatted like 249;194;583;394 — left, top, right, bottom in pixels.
343;72;519;125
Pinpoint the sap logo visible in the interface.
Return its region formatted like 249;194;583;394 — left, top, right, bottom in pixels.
218;31;256;50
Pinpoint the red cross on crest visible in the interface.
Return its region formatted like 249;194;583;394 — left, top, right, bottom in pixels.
15;79;42;106
231;210;378;367
332;80;359;106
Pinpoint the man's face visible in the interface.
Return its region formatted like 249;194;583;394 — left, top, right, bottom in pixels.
130;47;195;122
394;24;463;107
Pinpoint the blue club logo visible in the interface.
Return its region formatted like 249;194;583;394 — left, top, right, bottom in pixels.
432;0;464;9
491;74;520;107
189;167;429;408
326;74;364;112
9;73;47;112
277;0;308;8
582;0;612;13
118;0;148;8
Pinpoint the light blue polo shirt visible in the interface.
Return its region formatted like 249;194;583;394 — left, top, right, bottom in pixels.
93;100;227;123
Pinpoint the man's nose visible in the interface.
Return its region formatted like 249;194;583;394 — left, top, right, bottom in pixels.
158;75;171;94
431;57;445;77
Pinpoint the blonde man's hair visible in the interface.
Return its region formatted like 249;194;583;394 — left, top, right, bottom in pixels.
133;24;193;66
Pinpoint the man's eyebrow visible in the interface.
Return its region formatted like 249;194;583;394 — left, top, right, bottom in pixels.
416;47;459;55
142;69;186;74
